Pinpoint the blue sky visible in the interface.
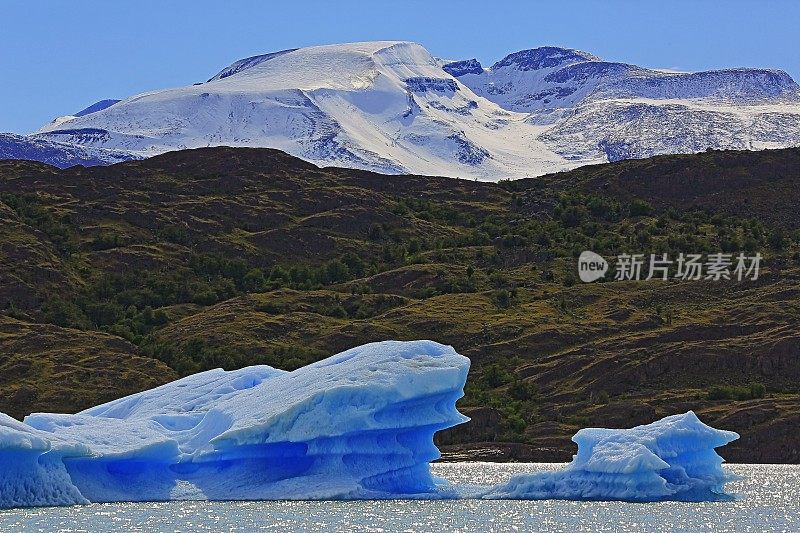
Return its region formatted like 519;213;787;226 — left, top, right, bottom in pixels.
3;0;799;133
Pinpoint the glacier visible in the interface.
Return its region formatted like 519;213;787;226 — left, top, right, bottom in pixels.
0;340;739;508
484;411;739;502
7;41;797;179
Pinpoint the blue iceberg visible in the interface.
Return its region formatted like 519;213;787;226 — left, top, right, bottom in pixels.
0;338;741;508
484;411;740;502
0;340;470;507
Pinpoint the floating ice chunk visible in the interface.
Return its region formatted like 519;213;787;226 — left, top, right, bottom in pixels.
0;341;742;508
0;340;470;507
484;411;739;502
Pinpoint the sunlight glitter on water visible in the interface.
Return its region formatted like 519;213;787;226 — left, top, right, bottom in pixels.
0;463;797;532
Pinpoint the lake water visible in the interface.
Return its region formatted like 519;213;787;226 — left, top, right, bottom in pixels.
1;463;797;532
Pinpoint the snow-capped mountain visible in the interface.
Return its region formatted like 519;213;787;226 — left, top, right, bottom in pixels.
0;133;137;169
446;47;800;164
12;41;800;179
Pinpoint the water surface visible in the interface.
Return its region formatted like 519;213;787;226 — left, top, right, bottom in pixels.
1;463;796;532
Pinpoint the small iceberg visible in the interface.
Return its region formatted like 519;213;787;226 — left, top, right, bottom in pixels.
484;411;740;502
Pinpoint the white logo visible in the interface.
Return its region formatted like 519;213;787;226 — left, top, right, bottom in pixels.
578;251;608;283
577;251;761;283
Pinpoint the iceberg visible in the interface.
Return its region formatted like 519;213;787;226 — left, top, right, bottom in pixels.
0;340;470;508
484;411;740;502
0;338;741;508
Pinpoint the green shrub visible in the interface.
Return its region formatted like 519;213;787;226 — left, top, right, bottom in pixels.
566;415;590;426
509;380;538;401
491;288;513;308
483;363;512;388
42;298;91;329
629;199;653;217
707;383;767;401
90;232;125;251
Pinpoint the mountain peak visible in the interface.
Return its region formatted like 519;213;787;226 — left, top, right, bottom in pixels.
490;46;600;71
207;41;429;82
208;49;298;82
442;59;484;77
75;99;122;117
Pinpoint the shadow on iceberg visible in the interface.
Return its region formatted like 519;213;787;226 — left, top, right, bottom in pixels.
483;411;740;502
1;340;470;507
